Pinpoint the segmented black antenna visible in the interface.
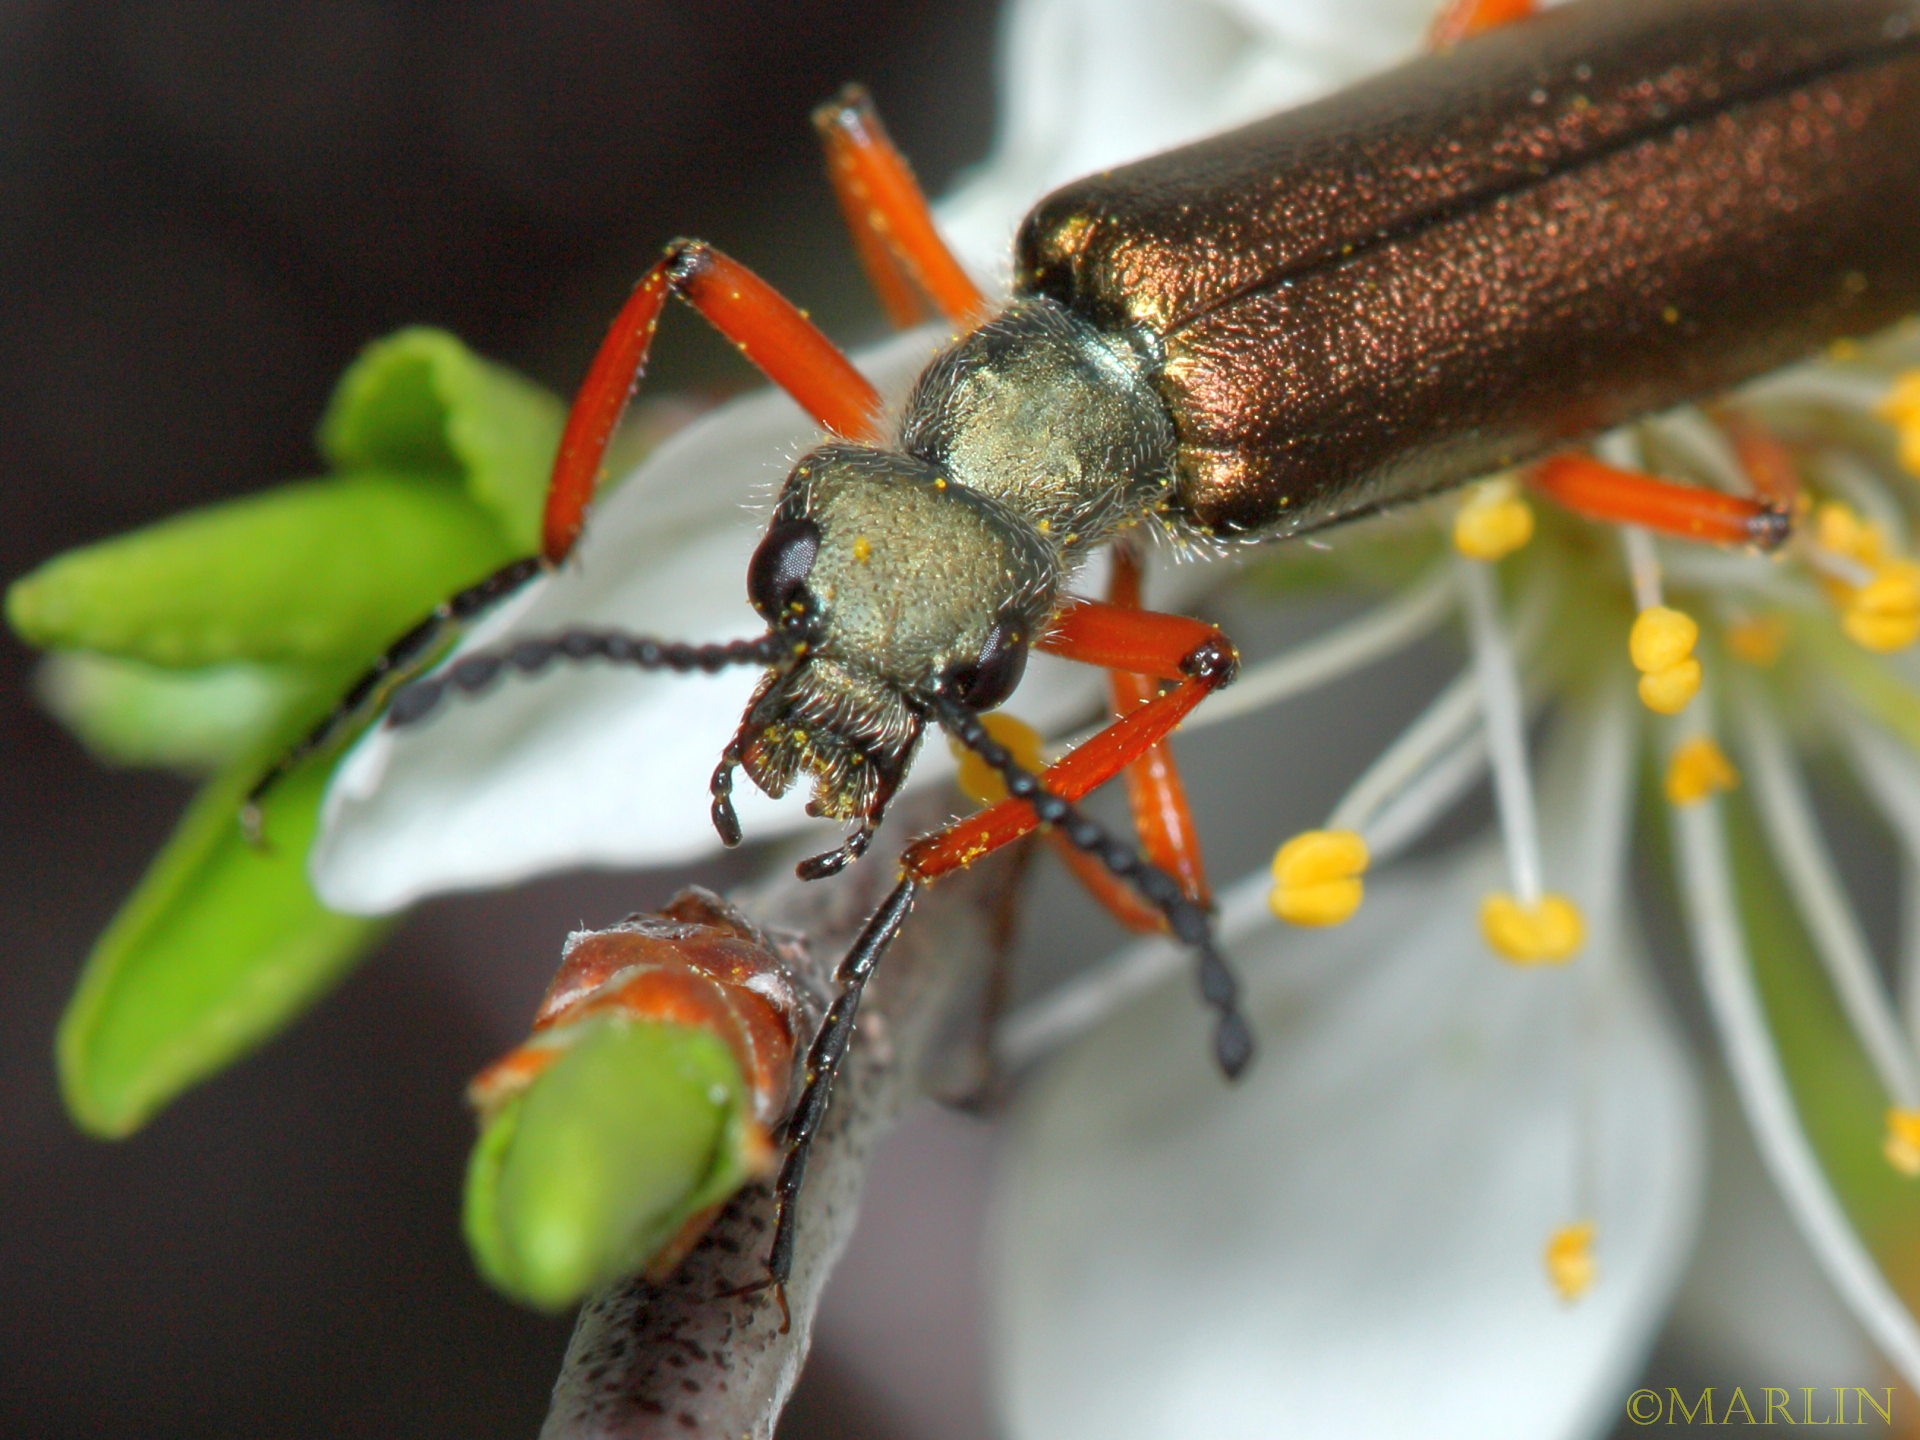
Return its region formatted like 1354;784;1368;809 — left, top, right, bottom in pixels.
930;691;1255;1079
238;569;783;846
240;554;543;845
380;628;787;728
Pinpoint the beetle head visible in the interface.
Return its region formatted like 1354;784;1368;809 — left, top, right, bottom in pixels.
714;442;1060;877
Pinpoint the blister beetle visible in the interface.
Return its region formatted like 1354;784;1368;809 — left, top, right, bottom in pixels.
250;0;1920;1293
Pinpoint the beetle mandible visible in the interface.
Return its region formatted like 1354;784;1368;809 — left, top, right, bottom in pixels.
253;0;1920;1290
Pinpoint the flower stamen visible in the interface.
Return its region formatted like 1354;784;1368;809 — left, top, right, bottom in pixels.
1844;562;1920;653
1268;829;1368;926
1664;735;1739;806
1480;891;1585;965
1185;567;1456;731
1629;604;1702;716
1884;1108;1920;1178
1829;708;1920;1056
1724;612;1786;667
1875;368;1920;477
1672;769;1920;1386
1544;1219;1597;1301
1451;476;1534;561
1458;556;1547;909
1735;686;1920;1115
1804;500;1920;651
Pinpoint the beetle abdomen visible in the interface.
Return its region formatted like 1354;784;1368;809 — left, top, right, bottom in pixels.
1016;0;1920;538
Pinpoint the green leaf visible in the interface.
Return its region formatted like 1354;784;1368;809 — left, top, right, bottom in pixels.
57;728;388;1138
34;653;306;773
318;327;563;554
464;1018;758;1311
7;472;514;666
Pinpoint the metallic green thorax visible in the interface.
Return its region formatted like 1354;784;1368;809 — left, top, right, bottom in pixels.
730;295;1176;833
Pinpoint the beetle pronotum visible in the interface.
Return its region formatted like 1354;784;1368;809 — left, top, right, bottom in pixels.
252;0;1920;1295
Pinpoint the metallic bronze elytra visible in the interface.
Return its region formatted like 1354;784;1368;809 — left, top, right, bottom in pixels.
1019;0;1920;536
251;0;1920;1301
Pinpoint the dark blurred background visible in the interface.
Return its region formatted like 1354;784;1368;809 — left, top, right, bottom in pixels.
0;3;1002;1435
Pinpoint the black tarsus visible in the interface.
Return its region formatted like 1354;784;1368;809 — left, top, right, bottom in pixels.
737;874;920;1326
239;554;543;846
929;691;1255;1079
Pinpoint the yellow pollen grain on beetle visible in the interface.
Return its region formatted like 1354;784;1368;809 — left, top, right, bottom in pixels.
948;712;1045;805
1481;892;1585;964
1843;560;1920;652
1629;606;1701;714
1724;612;1786;667
1544;1221;1597;1301
1665;735;1739;806
1450;477;1535;560
1877;369;1920;477
1883;1108;1920;1177
851;534;872;563
1269;828;1369;926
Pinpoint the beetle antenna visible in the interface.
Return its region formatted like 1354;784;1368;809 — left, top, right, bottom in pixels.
383;629;789;729
929;693;1254;1078
240;554;546;846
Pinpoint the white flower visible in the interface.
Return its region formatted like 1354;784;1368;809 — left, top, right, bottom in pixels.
312;0;1920;1430
995;691;1708;1440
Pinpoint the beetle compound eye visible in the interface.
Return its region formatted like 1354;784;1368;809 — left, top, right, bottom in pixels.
945;613;1029;711
747;517;822;629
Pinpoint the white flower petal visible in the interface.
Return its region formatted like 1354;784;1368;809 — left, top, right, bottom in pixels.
311;328;1104;912
936;0;1432;274
1671;1083;1878;1388
993;695;1703;1440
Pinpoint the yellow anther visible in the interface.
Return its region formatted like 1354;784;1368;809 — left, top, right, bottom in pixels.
1628;605;1698;672
1878;370;1920;477
1814;499;1887;570
1724;612;1786;667
1629;606;1701;715
1480;892;1585;964
1843;560;1920;653
1808;502;1919;649
1269;829;1369;927
1664;735;1739;806
1544;1221;1597;1301
1451;477;1535;561
1635;658;1700;715
1883;1108;1920;1177
948;712;1045;805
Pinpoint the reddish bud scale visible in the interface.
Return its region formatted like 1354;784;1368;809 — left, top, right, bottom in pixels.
467;889;809;1137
